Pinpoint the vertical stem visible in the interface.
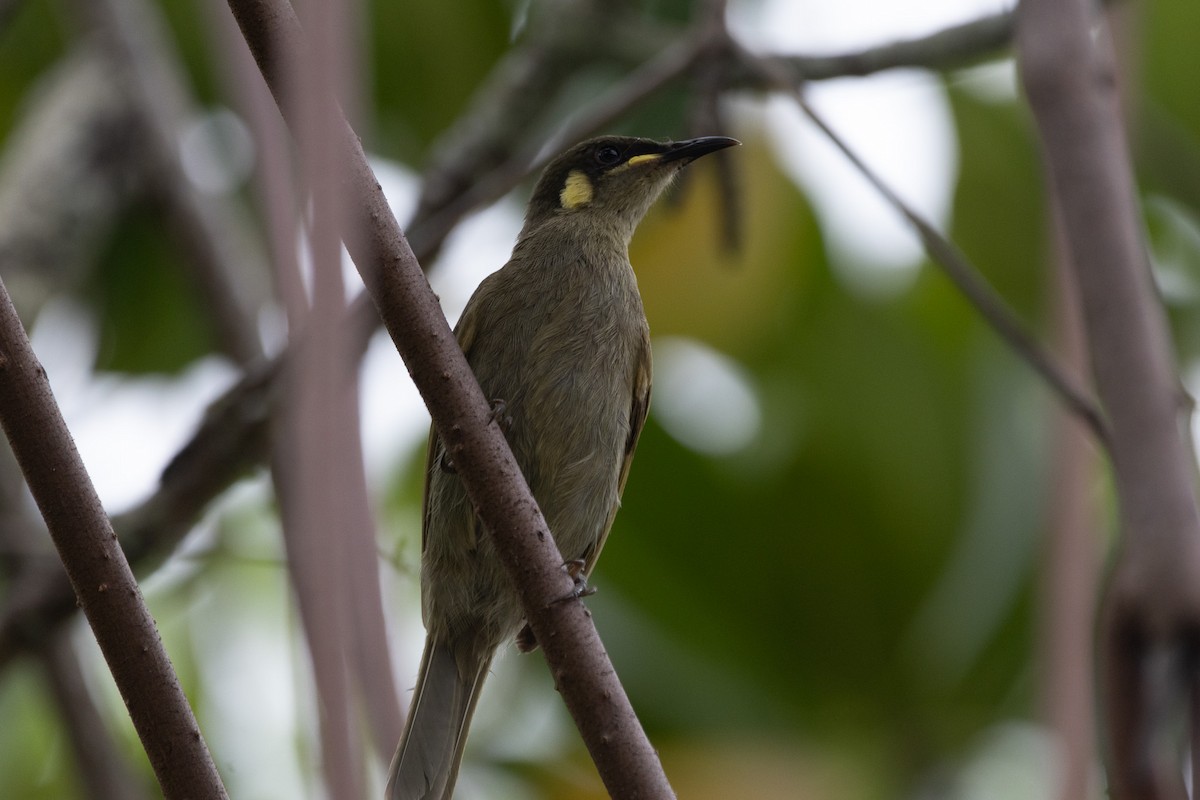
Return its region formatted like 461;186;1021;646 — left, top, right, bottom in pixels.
1018;1;1200;797
1039;215;1099;800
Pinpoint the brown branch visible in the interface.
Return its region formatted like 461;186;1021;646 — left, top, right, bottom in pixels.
224;0;675;796
342;390;405;761
756;8;1014;83
0;277;227;799
412;19;715;258
412;0;619;226
1017;2;1200;798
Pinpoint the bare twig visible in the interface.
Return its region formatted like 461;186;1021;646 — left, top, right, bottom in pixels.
1017;0;1200;797
414;22;715;257
752;8;1015;84
224;0;677;795
412;0;615;226
744;48;1109;444
0;276;227;799
683;0;741;251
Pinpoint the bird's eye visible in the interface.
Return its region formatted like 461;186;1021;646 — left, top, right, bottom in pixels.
595;146;621;166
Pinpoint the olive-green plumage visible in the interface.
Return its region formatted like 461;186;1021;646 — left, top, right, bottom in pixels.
386;134;738;800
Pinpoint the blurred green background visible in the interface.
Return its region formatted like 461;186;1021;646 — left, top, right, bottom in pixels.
1;0;1199;798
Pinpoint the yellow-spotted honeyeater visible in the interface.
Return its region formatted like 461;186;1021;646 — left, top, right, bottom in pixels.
387;135;739;799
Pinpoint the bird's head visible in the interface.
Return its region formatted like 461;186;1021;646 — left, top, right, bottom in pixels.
522;135;740;240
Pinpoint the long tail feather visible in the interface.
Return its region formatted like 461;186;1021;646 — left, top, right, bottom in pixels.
386;638;492;800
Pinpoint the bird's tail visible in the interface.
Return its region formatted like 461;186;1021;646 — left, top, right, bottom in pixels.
386;636;492;800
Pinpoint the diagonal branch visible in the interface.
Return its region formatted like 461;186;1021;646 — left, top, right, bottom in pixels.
413;21;714;257
0;276;227;799
742;47;1109;444
224;0;677;797
754;8;1015;83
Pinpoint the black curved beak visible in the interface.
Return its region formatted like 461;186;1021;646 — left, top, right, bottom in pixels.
659;136;741;164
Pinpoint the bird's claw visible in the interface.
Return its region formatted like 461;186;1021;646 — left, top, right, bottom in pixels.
552;559;596;604
488;398;513;431
517;561;596;652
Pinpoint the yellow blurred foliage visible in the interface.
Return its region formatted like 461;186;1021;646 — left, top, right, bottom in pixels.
631;133;817;360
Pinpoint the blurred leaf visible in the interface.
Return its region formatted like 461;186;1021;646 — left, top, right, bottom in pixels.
0;662;71;799
944;85;1047;318
86;201;216;374
367;0;511;159
633;135;817;360
0;0;67;138
1142;0;1200;141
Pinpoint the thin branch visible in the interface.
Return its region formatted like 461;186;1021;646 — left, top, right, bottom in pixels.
1017;0;1200;797
743;48;1109;444
753;8;1015;84
224;0;676;796
685;0;741;251
412;0;621;226
413;23;714;258
0;276;227;799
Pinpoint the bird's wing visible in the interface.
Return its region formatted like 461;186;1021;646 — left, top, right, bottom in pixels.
420;301;485;553
587;329;652;575
619;330;653;498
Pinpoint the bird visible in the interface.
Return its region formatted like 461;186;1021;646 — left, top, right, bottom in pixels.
386;134;739;799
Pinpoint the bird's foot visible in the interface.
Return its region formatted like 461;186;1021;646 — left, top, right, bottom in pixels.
553;559;596;603
488;398;513;431
515;561;596;654
437;446;456;474
516;623;537;653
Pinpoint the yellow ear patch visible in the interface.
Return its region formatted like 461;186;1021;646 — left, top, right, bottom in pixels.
560;170;594;209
